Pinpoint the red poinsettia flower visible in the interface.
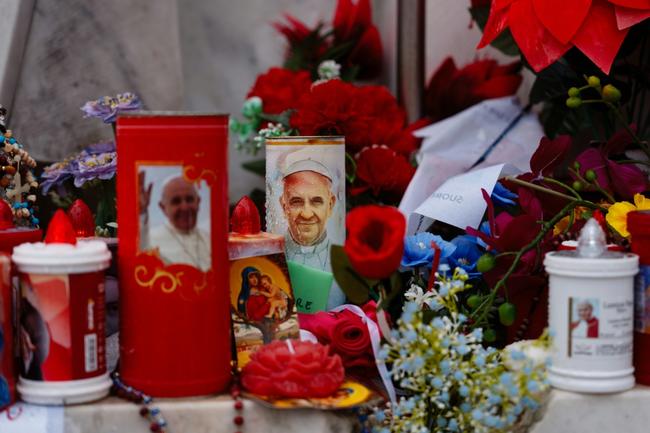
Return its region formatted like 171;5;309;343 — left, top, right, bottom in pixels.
332;0;383;79
290;80;408;154
344;205;405;280
478;0;650;73
273;14;330;71
352;145;415;200
247;67;312;115
424;57;522;122
574;126;647;199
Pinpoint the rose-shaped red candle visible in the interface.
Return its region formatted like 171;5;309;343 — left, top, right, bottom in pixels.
242;339;344;398
344;205;405;279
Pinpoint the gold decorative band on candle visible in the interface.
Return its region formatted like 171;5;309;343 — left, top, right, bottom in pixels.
265;136;345;146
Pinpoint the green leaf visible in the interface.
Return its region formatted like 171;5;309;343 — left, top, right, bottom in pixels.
330;244;370;305
241;159;266;177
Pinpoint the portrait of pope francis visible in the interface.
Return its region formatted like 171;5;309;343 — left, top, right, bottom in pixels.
139;169;211;271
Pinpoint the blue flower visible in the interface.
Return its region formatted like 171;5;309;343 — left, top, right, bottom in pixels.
459;385;469;397
472;409;484;421
432;317;445;329
404;329;418;342
448;419;459;431
440;360;451;374
491;182;518;207
454;371;466;381
401;233;456;269
437;417;448;428
374;411;385;423
474;355;486;367
432;377;444;388
460;403;472;413
448;235;483;274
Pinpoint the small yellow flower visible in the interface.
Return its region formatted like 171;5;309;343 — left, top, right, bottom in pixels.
606;194;650;237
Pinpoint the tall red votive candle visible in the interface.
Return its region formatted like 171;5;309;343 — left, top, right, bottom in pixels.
117;113;231;396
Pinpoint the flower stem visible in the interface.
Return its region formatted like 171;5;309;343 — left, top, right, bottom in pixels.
503;177;576;202
470;199;602;328
542;177;582;200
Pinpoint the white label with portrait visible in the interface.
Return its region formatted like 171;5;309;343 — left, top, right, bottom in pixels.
568;296;633;358
265;138;346;275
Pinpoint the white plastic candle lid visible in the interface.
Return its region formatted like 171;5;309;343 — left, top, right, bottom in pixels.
12;240;111;274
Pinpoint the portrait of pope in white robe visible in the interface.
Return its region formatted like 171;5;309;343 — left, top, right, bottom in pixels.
139;167;211;271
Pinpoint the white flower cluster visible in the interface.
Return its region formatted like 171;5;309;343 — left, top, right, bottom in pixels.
373;268;550;433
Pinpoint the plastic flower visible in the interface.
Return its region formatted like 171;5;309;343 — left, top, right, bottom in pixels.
247;67;312;115
353;145;415;200
448;235;483;274
606;193;650;237
374;278;549;433
81;92;142;123
424;57;522;122
491;182;518;207
332;0;383;79
478;0;650;73
290;79;407;154
344;205;406;279
73;150;117;187
574;127;647;200
402;232;457;269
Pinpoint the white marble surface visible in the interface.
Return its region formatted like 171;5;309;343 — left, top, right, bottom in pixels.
63;396;357;433
0;0;34;110
530;385;650;433
9;0;183;162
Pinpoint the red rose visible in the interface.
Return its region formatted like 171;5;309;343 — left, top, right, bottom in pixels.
290;80;407;154
298;301;381;370
344;205;405;279
247;67;312;115
424;57;522;122
353;145;415;200
241;340;344;398
332;0;383;79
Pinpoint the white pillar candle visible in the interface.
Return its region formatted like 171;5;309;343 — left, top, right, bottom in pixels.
545;219;639;393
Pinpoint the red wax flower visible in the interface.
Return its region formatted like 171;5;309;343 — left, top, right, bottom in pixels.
291;80;407;154
67;199;96;237
231;196;261;234
0;199;14;229
241;340;345;398
344;205;405;279
45;209;77;245
332;0;383;79
478;0;650;73
247;67;312;115
424;57;522;122
353;145;415;199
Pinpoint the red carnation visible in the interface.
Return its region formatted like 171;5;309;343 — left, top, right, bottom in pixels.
344;205;405;280
247;67;312;115
478;0;650;73
291;80;407;154
353;145;415;200
332;0;383;79
241;340;344;398
425;57;522;122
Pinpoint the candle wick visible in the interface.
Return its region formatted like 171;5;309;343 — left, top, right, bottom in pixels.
285;339;295;355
